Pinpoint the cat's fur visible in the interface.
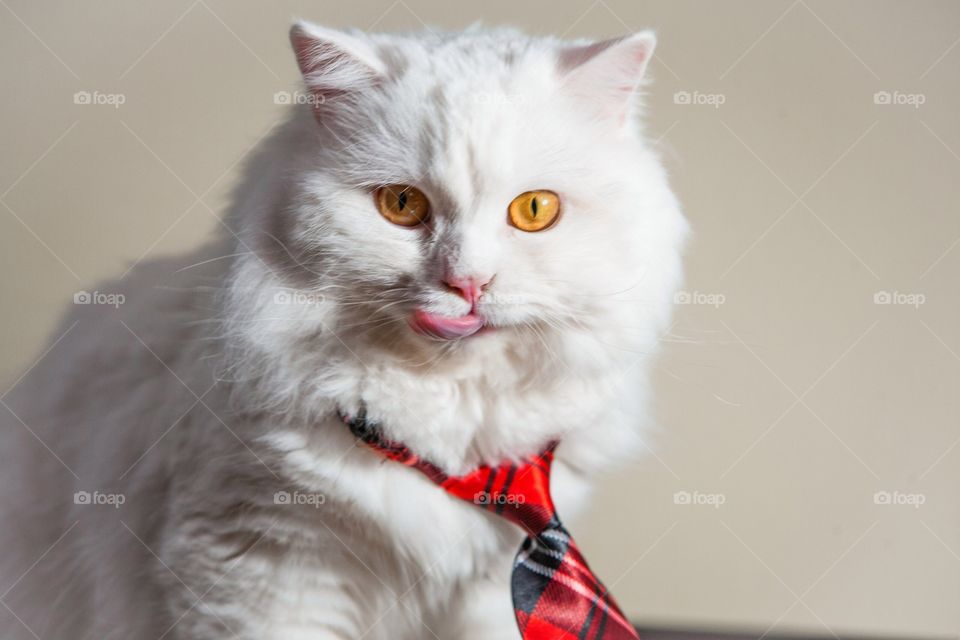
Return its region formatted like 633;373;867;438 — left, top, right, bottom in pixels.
0;22;687;640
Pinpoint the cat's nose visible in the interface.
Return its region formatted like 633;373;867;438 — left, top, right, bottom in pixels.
443;275;492;308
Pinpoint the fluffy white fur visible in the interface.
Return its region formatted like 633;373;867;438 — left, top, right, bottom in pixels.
0;23;687;639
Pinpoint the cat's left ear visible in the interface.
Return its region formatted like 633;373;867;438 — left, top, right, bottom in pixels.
289;21;386;117
558;32;656;125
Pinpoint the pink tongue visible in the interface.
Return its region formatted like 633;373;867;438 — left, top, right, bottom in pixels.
411;309;484;339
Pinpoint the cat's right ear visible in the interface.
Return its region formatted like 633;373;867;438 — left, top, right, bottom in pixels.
289;22;385;117
557;32;656;127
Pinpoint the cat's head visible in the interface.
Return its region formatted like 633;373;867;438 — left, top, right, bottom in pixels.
239;23;686;375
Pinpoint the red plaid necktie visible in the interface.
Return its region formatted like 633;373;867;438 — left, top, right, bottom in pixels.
341;408;640;640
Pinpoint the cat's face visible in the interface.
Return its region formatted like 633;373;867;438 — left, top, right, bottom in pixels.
273;24;685;358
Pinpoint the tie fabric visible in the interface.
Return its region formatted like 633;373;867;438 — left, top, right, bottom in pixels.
341;408;640;640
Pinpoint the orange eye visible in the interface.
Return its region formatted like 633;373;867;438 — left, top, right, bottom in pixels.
508;190;561;232
375;185;431;227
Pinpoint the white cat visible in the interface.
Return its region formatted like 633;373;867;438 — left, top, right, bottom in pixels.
0;22;687;640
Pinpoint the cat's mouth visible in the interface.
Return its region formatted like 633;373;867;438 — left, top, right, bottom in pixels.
409;308;486;340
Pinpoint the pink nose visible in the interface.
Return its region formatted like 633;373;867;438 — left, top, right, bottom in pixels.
443;275;491;307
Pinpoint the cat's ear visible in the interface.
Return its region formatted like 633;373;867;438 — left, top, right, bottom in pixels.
289;21;385;116
557;32;656;125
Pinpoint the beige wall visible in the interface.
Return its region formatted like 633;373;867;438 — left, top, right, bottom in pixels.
2;1;958;636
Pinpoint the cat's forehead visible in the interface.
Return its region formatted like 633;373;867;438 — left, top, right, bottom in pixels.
350;33;572;196
374;28;539;77
375;31;552;116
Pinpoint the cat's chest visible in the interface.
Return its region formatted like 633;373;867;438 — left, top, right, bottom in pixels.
350;362;621;474
272;425;523;580
270;396;599;589
266;352;629;585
